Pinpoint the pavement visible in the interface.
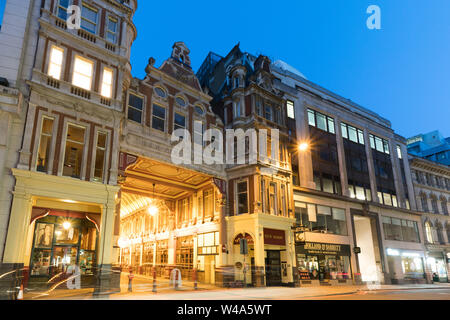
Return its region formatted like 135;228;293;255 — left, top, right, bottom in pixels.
23;274;450;300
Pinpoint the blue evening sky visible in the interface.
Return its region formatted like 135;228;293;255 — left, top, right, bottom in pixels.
130;0;450;139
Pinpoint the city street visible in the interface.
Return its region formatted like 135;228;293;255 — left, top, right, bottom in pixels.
26;281;450;300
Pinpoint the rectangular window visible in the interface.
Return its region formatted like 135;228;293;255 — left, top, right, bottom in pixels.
281;184;287;217
81;3;98;34
127;93;143;123
72;56;93;90
397;145;402;159
101;67;113;98
307;109;315;126
57;0;70;20
264;105;272;121
369;134;376;149
93;132;107;182
348;126;358;143
237;181;248;215
357;129;365;145
48;46;64;80
307;109;335;134
203;189;214;218
36;117;54;173
370;134;390;154
269;182;277;215
63;124;86;179
174;113;186;131
106;16;118;44
152;104;166;132
287;100;295;119
316;113;327;131
341;123;348;139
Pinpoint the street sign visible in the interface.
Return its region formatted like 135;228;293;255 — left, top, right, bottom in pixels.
240;238;248;255
353;247;361;254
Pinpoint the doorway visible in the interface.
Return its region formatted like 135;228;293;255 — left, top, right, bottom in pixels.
265;250;282;286
204;255;215;284
353;215;382;282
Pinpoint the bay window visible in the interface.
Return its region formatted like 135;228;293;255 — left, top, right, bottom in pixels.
72;55;93;90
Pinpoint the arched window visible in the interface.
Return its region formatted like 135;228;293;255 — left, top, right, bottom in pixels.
425;221;433;243
420;194;429;212
446;223;450;244
194;105;205;115
441;197;448;215
175;96;186;107
436;222;445;244
154;87;167;98
431;195;439;214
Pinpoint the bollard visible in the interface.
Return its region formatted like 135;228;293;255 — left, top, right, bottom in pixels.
175;269;179;290
194;269;198;290
128;268;134;293
152;268;157;293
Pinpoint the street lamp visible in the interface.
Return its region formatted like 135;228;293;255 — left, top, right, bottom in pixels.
298;142;309;152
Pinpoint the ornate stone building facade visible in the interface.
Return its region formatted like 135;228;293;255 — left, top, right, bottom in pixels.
0;0;138;298
409;156;450;282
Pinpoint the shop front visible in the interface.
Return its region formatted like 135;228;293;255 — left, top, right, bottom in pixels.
426;250;449;283
263;228;287;287
29;208;99;288
385;248;427;284
295;242;352;285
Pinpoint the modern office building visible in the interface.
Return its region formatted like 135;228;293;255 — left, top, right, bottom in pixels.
408;130;450;166
271;59;428;285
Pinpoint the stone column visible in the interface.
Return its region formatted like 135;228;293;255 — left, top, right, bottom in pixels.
335;118;349;196
363;129;379;203
388;138;406;208
294;98;315;189
0;181;33;300
94;187;119;295
253;225;265;287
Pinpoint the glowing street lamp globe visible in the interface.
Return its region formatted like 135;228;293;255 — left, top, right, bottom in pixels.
63;221;72;230
298;142;309;152
148;205;158;216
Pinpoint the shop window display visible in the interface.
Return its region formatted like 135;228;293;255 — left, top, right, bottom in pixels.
30;214;98;278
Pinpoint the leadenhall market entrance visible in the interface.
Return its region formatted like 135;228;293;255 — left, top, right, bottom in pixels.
295;242;352;285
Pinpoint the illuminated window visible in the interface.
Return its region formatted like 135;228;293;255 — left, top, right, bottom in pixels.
48;46;64;80
397;145;403;159
425;222;433;243
36;117;54;173
307;109;335;134
269;182;277;215
93;132;107;182
203;189;214;218
72;56;93;90
63;124;86;179
106;16;117;43
81;3;98;34
101;67;113;98
286;100;295;119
